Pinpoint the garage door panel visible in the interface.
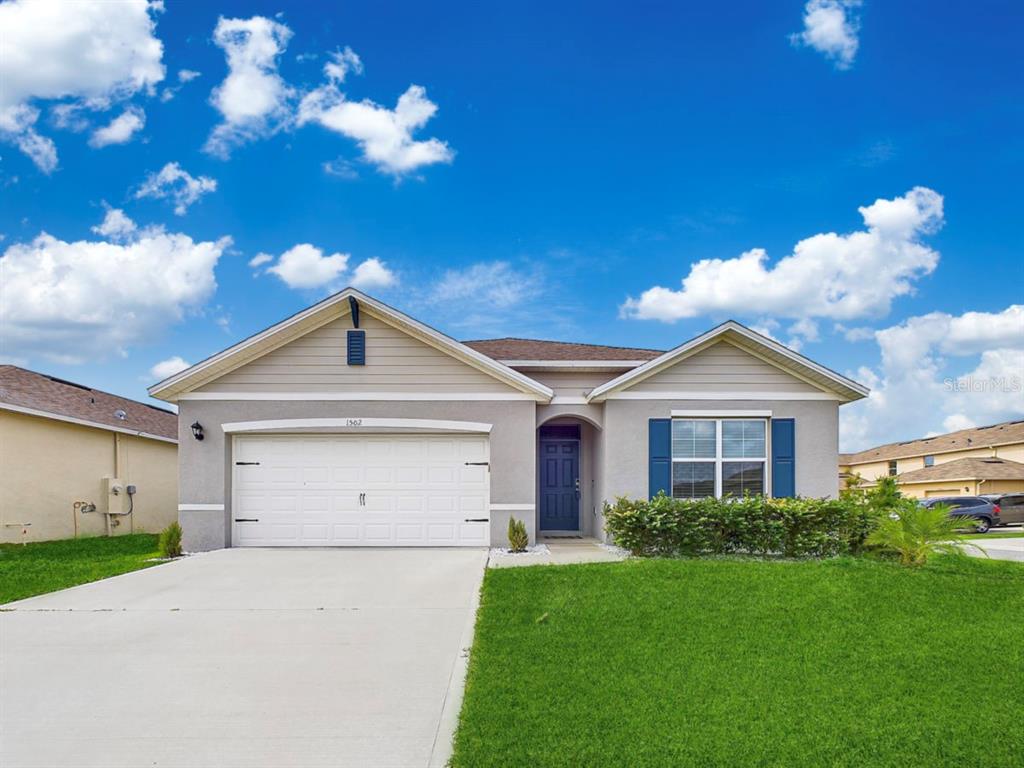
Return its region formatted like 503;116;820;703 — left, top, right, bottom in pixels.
233;434;490;547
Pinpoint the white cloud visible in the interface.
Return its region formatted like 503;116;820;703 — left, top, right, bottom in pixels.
840;305;1024;451
623;187;943;323
791;0;861;70
351;257;396;290
150;355;190;380
91;207;137;241
323;157;359;179
205;15;294;158
135;162;217;215
430;262;540;309
160;68;202;102
298;50;453;175
0;0;164;171
89;106;146;147
0;227;230;364
262;243;396;291
835;323;875;342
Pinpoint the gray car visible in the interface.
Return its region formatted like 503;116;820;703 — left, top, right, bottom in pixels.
979;493;1024;526
920;496;1002;533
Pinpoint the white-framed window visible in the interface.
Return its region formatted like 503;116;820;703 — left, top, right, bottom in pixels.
671;418;767;498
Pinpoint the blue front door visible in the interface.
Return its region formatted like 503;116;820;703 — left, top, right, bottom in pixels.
539;439;580;531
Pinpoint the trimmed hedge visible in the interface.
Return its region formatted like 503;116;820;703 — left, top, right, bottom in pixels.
604;493;876;558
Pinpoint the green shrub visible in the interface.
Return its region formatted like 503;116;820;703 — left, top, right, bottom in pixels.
507;517;528;552
604;493;876;558
865;499;979;566
158;521;183;558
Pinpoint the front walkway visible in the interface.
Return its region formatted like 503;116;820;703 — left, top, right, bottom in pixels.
0;548;486;768
489;537;627;568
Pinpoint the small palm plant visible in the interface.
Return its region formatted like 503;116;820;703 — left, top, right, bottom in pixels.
507;517;529;553
865;499;980;566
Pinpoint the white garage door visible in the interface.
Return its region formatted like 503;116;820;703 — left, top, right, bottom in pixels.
232;434;490;547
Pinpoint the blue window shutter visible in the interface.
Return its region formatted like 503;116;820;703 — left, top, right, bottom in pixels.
347;330;366;365
771;418;796;498
648;418;671;499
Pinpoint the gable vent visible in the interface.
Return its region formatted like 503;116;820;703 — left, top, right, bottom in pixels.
347;330;366;366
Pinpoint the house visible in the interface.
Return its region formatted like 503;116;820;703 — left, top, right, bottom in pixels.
149;288;868;551
840;419;1024;498
0;366;178;543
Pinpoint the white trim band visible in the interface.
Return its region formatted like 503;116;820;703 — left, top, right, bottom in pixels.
0;402;178;444
178;504;225;511
548;396;590;405
671;409;773;417
605;391;841;401
222;417;493;434
178;391;540;401
489;503;536;511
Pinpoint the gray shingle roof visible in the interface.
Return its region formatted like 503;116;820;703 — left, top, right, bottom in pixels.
462;337;663;362
0;366;177;441
897;456;1024;483
842;419;1024;465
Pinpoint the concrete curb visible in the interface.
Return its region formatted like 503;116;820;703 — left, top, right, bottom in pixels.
428;552;486;767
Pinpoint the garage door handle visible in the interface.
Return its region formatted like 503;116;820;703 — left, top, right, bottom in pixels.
235;461;260;466
234;518;259;522
464;461;489;466
464;518;488;523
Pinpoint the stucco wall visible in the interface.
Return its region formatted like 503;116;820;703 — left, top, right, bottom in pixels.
601;399;841;514
851;443;1024;483
0;410;177;544
177;399;536;550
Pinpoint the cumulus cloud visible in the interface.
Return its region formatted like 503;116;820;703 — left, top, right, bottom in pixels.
135;162;217;215
261;243;396;291
248;252;273;268
0;225;230;364
91;207;137;241
791;0;862;70
0;0;164;171
840;305;1024;451
204;15;295;158
88;106;146;147
623;187;944;323
150;355;191;381
297;50;453;175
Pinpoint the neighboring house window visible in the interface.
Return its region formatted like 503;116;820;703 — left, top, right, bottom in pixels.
924;455;935;467
888;460;898;476
671;419;767;498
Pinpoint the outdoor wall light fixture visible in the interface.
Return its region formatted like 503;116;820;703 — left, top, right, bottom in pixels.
191;421;205;441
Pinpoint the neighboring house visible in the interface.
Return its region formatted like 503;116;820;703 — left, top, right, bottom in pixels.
149;288;868;551
840;419;1024;498
0;366;178;544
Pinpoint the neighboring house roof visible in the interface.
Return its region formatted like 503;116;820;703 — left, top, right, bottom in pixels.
843;419;1024;465
587;320;869;403
896;457;1024;484
463;338;663;364
149;288;555;402
0;365;177;442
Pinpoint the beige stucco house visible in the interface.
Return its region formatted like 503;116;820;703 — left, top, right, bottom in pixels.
840;419;1024;498
150;288;868;551
0;366;178;544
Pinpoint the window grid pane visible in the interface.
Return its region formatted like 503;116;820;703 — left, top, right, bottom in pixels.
671;420;717;459
672;462;716;499
722;461;765;496
722;420;766;459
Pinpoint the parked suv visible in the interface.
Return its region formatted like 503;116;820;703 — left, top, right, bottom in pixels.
920;496;1001;533
979;493;1024;526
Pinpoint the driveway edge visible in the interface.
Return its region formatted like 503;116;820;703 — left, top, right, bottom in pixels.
428;551;486;767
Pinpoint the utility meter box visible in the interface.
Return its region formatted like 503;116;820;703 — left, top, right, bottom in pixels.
102;477;126;514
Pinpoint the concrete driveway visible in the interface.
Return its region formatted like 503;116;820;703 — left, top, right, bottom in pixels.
964;536;1024;562
0;548;486;768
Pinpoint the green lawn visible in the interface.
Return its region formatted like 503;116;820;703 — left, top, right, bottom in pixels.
0;534;161;604
452;556;1024;767
964;531;1024;540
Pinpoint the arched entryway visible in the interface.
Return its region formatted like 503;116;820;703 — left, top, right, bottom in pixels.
537;416;602;538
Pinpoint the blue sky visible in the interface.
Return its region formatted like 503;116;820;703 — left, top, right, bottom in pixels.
0;0;1021;450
